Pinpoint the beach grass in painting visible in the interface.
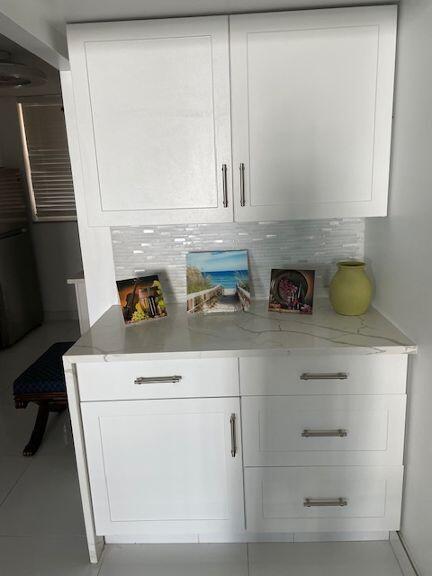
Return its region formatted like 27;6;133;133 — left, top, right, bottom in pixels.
186;250;250;314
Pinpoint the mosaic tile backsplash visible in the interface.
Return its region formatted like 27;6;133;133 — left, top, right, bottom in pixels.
111;219;365;303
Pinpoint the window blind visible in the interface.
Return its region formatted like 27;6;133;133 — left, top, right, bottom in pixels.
0;168;27;225
18;97;76;221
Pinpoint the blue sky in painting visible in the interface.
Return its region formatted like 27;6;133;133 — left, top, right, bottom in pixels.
187;250;248;273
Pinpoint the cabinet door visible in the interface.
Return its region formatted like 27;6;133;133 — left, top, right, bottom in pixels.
68;17;233;226
230;6;397;221
81;398;244;536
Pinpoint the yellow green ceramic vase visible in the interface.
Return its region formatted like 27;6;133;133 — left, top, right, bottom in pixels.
329;261;372;316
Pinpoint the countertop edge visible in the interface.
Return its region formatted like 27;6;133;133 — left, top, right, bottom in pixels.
64;344;418;363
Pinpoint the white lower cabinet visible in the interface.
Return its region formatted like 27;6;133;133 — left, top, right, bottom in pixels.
77;352;408;543
244;466;404;533
81;397;244;536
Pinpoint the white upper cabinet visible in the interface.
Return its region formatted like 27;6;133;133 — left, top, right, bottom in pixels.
67;17;233;226
67;6;397;226
230;6;397;221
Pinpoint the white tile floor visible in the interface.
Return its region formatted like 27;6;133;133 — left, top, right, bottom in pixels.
0;321;407;575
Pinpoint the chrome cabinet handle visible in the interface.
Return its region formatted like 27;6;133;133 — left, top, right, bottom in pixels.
300;372;348;381
302;428;348;438
134;376;182;385
230;413;237;457
222;164;228;208
304;498;348;508
239;163;246;207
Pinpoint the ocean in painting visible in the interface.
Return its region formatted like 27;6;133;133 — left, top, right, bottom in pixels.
186;250;250;314
204;270;249;290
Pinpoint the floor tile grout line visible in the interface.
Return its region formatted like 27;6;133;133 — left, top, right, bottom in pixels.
95;548;105;576
0;459;32;510
95;541;109;575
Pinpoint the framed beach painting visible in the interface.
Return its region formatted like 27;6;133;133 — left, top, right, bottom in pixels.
186;250;250;314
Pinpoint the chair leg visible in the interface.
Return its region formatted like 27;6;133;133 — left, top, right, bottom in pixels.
23;403;50;457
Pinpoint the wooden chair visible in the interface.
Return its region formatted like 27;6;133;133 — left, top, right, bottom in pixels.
13;342;74;456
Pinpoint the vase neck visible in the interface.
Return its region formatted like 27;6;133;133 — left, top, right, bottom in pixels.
337;261;365;271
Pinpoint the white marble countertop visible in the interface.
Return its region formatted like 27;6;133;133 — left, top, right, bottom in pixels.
64;299;416;362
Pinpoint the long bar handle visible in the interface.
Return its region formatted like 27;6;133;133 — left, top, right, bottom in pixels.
134;376;182;385
230;413;237;457
304;498;348;508
222;164;228;208
239;163;246;207
300;372;348;381
302;428;348;438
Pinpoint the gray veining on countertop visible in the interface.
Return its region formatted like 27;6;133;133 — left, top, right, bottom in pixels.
64;299;416;362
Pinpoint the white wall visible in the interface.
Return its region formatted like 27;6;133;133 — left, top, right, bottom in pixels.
60;71;117;325
0;95;83;319
365;1;432;574
30;221;83;319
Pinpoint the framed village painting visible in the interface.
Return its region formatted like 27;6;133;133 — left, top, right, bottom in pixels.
186;250;250;314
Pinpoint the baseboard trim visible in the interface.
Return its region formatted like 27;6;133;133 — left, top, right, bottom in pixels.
294;531;389;543
105;534;294;544
198;532;294;543
105;531;389;545
105;535;199;544
389;532;419;576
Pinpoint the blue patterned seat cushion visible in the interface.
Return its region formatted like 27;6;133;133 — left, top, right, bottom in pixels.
13;342;75;396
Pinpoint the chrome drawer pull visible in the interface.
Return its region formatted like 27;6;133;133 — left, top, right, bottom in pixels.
302;428;348;438
304;498;348;508
230;413;237;458
134;376;182;385
300;372;348;381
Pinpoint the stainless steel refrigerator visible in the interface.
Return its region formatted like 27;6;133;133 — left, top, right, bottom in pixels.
0;168;43;347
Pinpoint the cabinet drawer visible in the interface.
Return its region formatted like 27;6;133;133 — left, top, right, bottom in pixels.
77;358;239;401
245;466;403;533
240;355;407;396
242;395;406;466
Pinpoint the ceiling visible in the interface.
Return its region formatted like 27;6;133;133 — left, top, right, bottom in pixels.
36;0;400;34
